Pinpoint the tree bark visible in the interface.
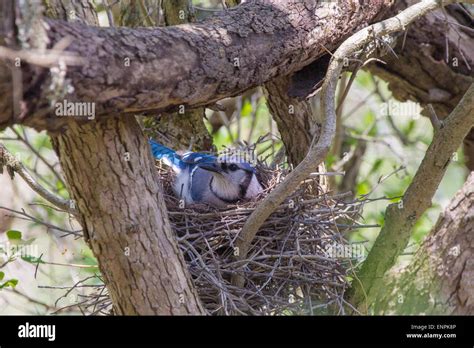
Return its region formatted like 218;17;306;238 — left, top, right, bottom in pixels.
3;0;473;316
374;172;474;314
0;0;391;131
264;74;321;166
143;0;212;152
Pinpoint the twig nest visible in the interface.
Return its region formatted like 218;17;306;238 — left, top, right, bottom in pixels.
158;163;362;315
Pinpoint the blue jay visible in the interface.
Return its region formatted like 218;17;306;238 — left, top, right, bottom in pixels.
149;139;263;208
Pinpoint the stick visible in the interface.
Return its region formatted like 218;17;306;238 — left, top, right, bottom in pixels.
0;144;77;215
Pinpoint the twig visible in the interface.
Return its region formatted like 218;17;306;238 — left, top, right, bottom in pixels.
10;127;66;188
370;75;415;146
138;0;155;27
7;288;54;311
231;17;345;288
0;39;84;68
427;104;443;131
0;206;81;236
104;0;115;27
0;143;77;215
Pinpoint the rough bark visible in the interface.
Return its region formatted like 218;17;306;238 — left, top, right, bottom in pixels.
44;1;206;315
264;74;321;166
2;0;472;316
367;1;474;169
0;0;391;131
221;1;322;167
375;172;474;314
263;74;329;190
144;0;212;151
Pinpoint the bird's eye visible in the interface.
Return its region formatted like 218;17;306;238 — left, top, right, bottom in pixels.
228;164;238;171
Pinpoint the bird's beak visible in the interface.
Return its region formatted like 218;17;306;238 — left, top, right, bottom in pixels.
198;163;223;175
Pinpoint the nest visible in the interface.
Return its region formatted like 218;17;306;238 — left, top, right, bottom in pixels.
158;159;366;315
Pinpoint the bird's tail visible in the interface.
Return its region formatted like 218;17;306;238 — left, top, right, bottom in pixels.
149;139;183;172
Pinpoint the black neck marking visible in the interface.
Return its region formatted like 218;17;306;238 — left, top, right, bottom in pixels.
239;171;253;199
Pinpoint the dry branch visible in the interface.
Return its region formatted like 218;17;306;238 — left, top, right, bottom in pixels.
0;143;76;214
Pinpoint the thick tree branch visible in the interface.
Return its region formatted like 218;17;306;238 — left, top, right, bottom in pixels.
143;0;212;152
0;0;391;131
367;0;474;168
349;83;474;312
374;172;474;314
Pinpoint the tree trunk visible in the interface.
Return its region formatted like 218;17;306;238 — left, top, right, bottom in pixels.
374;172;474;314
264;74;321;166
3;0;473;316
43;1;206;315
52;118;205;315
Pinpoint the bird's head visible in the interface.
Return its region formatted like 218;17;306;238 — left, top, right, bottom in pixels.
197;160;263;203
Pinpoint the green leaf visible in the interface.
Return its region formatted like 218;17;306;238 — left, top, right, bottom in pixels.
56;179;65;192
356;181;371;195
404;119;416;136
0;278;18;289
370;159;384;173
6;230;22;240
240;100;253;117
0;272;4;281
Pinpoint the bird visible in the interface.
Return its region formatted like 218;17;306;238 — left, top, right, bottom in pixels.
149;139;263;208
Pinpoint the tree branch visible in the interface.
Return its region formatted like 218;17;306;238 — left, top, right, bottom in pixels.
373;172;474;314
366;0;474;169
0;143;77;215
0;0;391;131
232;0;460;288
143;0;212;152
41;1;207;315
349;83;474;312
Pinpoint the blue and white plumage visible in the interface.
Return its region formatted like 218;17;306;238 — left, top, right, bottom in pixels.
150;139;263;208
